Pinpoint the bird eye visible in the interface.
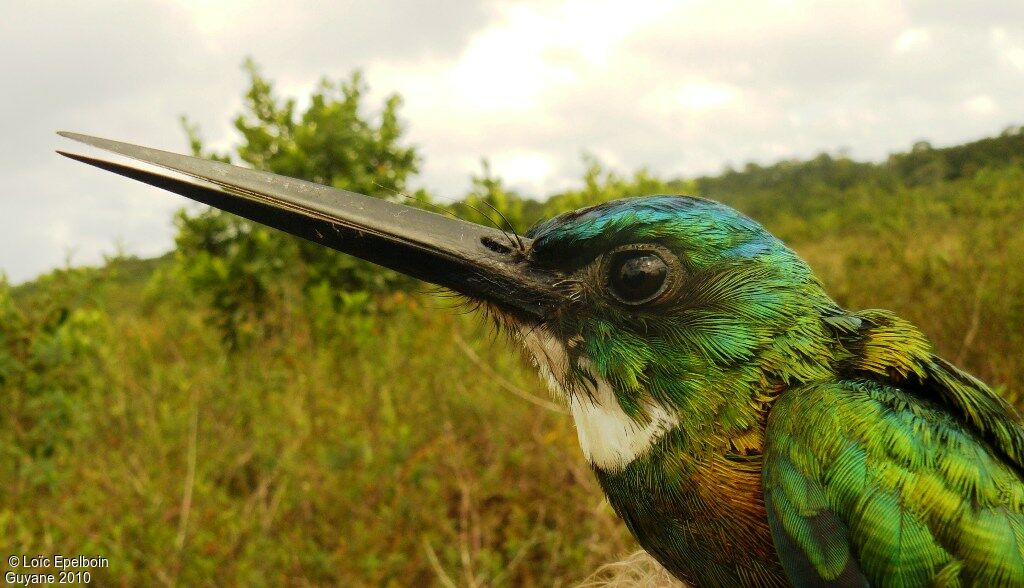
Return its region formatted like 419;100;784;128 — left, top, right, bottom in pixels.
606;250;670;305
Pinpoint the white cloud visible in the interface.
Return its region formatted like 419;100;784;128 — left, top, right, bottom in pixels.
487;150;559;194
963;94;998;116
893;27;931;53
175;0;269;36
640;80;741;117
45;220;73;249
991;27;1024;71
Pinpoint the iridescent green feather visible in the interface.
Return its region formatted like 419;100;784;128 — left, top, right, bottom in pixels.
765;370;1024;585
523;196;1024;586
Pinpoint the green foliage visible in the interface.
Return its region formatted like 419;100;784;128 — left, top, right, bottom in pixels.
232;61;418;195
453;159;531;236
304;282;378;348
888;126;1024;186
1;279;630;585
171;207;303;347
541;155;693;221
0;269;109;491
4;64;1023;583
175;60;423;346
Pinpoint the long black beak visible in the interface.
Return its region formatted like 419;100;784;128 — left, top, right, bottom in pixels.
57;132;559;322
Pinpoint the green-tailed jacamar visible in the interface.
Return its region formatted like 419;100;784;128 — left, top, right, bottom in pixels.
58;133;1024;587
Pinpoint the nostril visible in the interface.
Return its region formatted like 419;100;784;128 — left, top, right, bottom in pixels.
481;236;514;255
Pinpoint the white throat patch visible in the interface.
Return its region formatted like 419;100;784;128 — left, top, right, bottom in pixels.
519;328;679;472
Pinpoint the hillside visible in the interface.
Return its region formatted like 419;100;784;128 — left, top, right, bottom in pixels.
2;128;1023;585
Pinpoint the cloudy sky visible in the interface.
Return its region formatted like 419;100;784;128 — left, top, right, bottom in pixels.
3;0;1023;283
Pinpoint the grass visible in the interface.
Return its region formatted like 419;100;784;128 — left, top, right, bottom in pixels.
2;155;1023;586
2;270;637;585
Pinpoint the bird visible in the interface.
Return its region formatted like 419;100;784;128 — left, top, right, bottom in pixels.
58;132;1024;587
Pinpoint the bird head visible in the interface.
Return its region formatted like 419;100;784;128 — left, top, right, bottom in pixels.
59;134;839;470
513;196;839;469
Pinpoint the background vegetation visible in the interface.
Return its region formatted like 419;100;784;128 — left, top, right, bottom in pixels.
2;63;1022;585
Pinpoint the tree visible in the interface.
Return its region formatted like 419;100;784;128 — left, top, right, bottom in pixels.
542;155;690;219
453;159;531;236
174;60;425;346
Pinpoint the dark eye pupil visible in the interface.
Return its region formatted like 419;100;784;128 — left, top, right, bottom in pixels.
608;252;668;304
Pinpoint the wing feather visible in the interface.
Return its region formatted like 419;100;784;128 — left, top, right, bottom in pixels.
765;376;1024;586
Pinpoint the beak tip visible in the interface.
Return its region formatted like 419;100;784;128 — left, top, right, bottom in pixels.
55;150;86;162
